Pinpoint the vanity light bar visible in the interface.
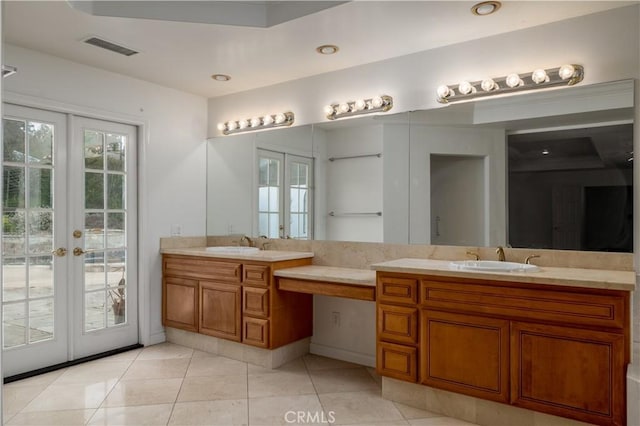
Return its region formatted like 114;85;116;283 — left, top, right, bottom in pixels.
217;111;295;135
324;95;393;120
436;64;584;104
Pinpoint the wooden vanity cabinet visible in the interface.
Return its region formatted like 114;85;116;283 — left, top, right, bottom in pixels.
162;254;312;349
375;271;630;426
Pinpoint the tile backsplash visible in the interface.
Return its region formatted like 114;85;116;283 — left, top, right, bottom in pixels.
192;236;633;271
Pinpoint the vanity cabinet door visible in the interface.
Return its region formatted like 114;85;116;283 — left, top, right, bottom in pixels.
163;277;198;332
199;281;242;341
511;322;625;426
421;310;510;403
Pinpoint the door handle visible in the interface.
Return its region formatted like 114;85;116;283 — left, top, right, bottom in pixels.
51;247;67;257
73;247;86;256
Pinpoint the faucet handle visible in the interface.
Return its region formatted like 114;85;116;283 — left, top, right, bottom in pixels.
466;251;479;261
524;254;540;265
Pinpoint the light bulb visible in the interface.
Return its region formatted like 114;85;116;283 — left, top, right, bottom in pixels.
263;115;274;125
558;64;575;80
217;122;226;131
458;81;474;95
505;73;523;88
338;103;350;113
324;105;335;116
437;85;452;99
531;69;548;84
274;113;286;124
354;99;366;111
371;96;384;108
238;119;249;129
250;117;261;128
227;121;237;131
481;78;497;92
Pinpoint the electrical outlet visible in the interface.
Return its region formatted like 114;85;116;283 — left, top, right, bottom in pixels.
170;224;182;236
331;311;340;328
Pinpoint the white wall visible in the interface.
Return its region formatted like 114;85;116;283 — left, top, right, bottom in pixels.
324;124;384;242
431;156;485;246
382;123;410;244
207;132;255;236
3;45;208;345
409;126;506;246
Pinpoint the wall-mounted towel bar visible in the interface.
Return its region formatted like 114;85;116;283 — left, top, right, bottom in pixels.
328;211;382;217
328;153;382;162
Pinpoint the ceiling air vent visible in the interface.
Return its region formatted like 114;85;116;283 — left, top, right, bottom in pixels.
83;37;139;57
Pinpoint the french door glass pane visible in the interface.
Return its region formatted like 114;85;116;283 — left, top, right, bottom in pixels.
3;258;26;302
29;299;53;343
4;302;26;348
258;155;282;238
289;161;310;239
29;256;54;298
2;117;56;350
83;129;128;332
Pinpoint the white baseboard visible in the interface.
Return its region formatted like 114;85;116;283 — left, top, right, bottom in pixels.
145;331;167;346
309;343;375;367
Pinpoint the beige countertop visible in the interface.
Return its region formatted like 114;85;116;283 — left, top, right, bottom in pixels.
371;258;636;291
274;265;376;287
161;247;314;262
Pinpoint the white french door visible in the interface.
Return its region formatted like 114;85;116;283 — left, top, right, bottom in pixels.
2;105;138;376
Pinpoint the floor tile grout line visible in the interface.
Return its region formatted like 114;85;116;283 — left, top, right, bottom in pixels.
245;358;251;426
301;354;331;422
165;346;194;425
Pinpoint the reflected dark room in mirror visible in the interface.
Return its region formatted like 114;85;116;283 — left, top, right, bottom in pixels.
508;124;633;252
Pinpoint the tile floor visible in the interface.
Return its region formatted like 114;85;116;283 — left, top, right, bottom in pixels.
2;342;478;425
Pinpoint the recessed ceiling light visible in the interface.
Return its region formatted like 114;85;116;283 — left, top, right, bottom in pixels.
541;149;550;155
471;1;501;16
316;45;339;55
211;74;231;82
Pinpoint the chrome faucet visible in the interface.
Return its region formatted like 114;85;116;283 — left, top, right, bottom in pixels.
239;235;254;247
496;246;505;261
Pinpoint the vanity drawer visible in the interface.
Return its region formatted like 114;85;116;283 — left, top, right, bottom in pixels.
163;255;242;283
377;341;417;383
377;304;419;345
243;264;270;287
377;276;418;305
243;317;270;348
420;280;626;329
243;287;270;318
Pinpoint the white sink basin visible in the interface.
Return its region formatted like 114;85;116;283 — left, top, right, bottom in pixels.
449;260;539;272
205;246;260;254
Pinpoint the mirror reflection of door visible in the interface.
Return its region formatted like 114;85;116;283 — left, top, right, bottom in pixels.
2;104;139;377
430;155;486;246
257;149;313;239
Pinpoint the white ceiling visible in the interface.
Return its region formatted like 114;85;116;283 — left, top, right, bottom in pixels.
3;1;635;99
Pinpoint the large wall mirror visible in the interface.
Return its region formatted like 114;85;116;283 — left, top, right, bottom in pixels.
207;79;635;252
